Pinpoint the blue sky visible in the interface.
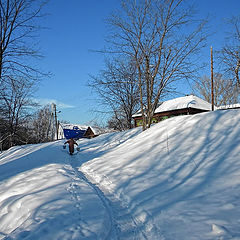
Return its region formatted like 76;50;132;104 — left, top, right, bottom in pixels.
36;0;240;125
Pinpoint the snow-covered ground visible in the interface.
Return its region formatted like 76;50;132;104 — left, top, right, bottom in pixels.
0;109;240;239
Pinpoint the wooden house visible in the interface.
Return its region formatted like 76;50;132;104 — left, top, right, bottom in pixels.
132;95;213;127
83;127;96;139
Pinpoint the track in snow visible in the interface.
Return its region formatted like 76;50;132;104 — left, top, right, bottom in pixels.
68;156;120;240
68;155;148;240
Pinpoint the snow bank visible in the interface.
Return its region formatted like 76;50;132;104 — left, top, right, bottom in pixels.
1;109;240;239
81;109;240;239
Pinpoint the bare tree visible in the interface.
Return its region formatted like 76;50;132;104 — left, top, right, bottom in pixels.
192;73;239;107
0;76;36;148
0;0;48;149
107;108;133;131
32;104;52;143
105;0;208;130
89;58;139;130
0;0;48;86
220;16;240;87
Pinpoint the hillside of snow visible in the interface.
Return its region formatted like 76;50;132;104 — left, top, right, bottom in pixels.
0;109;240;239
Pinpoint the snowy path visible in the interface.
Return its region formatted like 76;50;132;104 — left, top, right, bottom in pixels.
0;127;143;240
67;155;120;240
67;129;146;239
0;140;132;240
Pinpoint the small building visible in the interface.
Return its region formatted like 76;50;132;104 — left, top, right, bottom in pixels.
83;126;100;139
60;124;104;139
132;95;213;127
62;125;87;139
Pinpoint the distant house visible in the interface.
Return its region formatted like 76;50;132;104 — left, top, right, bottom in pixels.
132;95;213;127
59;124;104;139
83;126;101;139
61;125;87;139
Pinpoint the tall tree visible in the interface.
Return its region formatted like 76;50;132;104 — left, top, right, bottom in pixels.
0;0;48;149
106;0;208;130
89;58;139;130
0;0;48;86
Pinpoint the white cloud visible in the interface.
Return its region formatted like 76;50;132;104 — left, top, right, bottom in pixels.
33;98;75;109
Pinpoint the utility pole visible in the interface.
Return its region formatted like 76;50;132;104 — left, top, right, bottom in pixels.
54;107;59;140
211;46;214;111
54;104;59;140
51;103;55;141
54;104;58;140
49;103;60;141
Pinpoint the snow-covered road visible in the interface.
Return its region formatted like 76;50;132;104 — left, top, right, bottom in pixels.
0;144;113;239
0;128;141;240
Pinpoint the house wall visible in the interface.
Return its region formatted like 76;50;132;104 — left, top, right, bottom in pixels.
133;108;209;127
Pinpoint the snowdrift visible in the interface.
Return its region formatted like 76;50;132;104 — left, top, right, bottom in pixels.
0;109;240;239
81;109;240;239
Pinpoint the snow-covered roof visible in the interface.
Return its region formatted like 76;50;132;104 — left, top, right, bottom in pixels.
217;104;240;110
60;124;88;131
89;126;104;135
132;95;213;117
